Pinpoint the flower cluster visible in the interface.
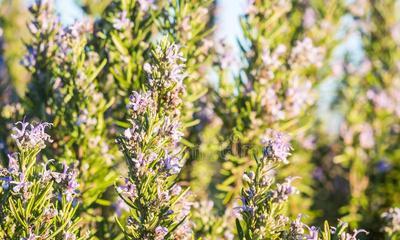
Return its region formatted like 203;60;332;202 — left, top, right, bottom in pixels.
10;121;52;150
21;0;59;70
116;39;192;240
235;130;297;239
0;121;81;239
261;129;292;164
235;130;367;240
289;37;325;68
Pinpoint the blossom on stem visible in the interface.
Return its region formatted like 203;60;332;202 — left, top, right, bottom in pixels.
261;129;292;164
11;121;53;150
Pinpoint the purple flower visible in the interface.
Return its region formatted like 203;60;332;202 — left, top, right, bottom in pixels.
305;226;319;240
117;178;137;199
376;160;392;173
113;11;133;30
155;226;168;240
289;38;324;68
63;232;77;240
0;176;12;190
137;0;156;12
51;163;80;202
272;177;299;203
7;153;19;174
21;47;37;69
160;117;183;143
127;91;153;118
312;167;324;181
11;172;32;200
65;175;79;202
162;153;181;175
170;184;182;196
11;121;53;150
262;129;292;164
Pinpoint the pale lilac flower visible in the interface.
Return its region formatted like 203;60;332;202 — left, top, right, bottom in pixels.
65;175;79;202
137;0;156;12
261;129;292;164
130;151;155;176
11;173;31;200
162;153;181;175
7;153;19;174
124;123;142;142
313;167;324;181
160;117;183;143
117;178;137;199
289;38;324;68
224;231;235;240
155;226;168;240
158;187;171;202
199;39;213;55
165;43;185;64
51;163;79;202
76;109;97;127
113;11;133;30
261;44;286;70
143;62;152;73
180;17;191;33
127;91;153;118
11;121;53;150
21;47;38;69
175;191;192;218
305;226;319;240
272;177;299;203
170;184;182;196
300;134;316;150
63;232;77;240
237;201;254;215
